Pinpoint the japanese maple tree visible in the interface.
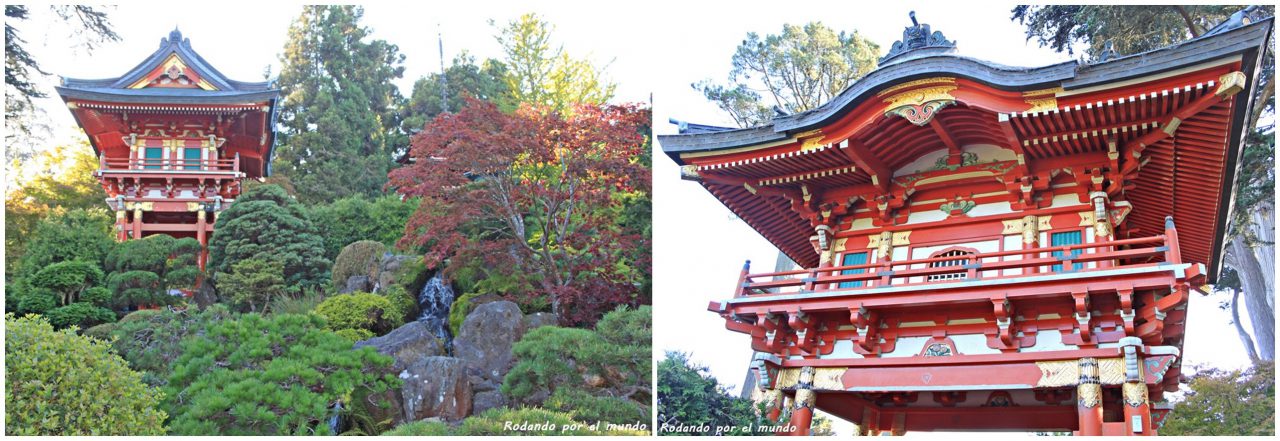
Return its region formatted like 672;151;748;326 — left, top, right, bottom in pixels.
389;98;649;325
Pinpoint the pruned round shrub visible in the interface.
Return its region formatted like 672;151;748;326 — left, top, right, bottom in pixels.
29;260;104;306
381;284;417;323
331;240;386;287
314;292;404;335
44;302;117;330
5;314;167;435
81;286;112;307
15;287;57;315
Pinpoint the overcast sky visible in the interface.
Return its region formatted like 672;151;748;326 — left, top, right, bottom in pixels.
8;0;1261;435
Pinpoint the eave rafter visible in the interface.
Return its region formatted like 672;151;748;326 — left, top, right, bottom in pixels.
1120;71;1245;178
838;139;891;193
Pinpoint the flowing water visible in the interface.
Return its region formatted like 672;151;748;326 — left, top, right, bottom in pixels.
417;273;456;350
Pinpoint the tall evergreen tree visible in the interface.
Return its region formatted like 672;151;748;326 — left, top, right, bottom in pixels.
274;5;407;204
493;13;616;113
400;53;512;136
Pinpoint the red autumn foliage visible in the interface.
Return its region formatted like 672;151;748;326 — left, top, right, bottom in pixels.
389;97;650;325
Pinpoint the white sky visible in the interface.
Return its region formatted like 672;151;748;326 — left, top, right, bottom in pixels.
649;1;1260;434
5;0;1263;435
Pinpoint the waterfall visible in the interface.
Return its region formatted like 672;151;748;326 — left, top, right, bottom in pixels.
417;273;456;349
327;400;343;435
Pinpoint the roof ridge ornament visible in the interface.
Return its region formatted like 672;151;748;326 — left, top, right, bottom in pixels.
1093;41;1119;63
880;11;957;65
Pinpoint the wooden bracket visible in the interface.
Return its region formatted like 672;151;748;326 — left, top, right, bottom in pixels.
1072;291;1092;343
788;310;816;352
1118;288;1136;335
850;305;880;354
992;297;1015;347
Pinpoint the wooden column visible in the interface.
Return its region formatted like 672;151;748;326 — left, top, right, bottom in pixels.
788;367;816;436
1077;357;1103;436
131;206;143;240
114;209;128;241
763;389;784;423
1121;337;1153;435
196;209;208;271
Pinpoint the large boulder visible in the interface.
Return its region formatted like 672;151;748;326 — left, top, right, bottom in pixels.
521;312;559;332
340;275;371;294
355;321;444;371
376;254;418;292
453;301;525;414
399;356;471;421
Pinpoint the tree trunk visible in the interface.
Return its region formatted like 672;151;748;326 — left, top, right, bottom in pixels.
1230;287;1261;362
1227;236;1275;360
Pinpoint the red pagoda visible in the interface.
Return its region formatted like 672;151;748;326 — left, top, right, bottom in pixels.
660;11;1271;436
56;29;280;270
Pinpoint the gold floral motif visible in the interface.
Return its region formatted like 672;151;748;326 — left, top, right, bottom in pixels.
1077;358;1102;408
882;85;958;110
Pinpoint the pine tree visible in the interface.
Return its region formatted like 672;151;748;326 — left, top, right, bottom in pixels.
207;184;330;292
274;5;407;204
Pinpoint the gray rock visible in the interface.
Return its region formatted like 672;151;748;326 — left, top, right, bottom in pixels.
355;321;443;371
521;312;560;332
341;275;371;294
453;301;525;393
376;254;417;292
471;390;507;416
399;356;471;421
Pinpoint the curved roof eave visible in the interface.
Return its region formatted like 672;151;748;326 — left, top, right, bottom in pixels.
55;86;281;105
659;18;1273;163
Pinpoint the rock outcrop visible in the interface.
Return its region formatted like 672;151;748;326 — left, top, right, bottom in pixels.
398;356;471;421
354;321;444;371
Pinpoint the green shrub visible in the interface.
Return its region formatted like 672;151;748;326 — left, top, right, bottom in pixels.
44;302;117;330
381;419;453;436
206;184;331;291
502;306;651;426
164;313;398;435
393;256;432;294
268;289;326;316
103;235;201;310
15;286;56;315
17;208;113;279
107;305;233;387
215;258;287;313
335;328;376;342
332;240;386;287
381;284;417;323
314;292;404;335
307;194;418;260
5;314;166;435
81;286;112;306
83;322;117;340
29;260;104;306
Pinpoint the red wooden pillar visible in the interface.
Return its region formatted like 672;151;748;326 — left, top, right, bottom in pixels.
764;389;784;423
1091;191;1115;269
788;367;815;436
131;206;143;240
1077;357;1103;436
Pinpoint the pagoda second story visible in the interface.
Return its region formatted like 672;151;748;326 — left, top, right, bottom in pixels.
660;11;1271;437
56;28;280;269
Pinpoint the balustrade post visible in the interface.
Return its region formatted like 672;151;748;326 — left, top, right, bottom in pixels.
1163;216;1181;264
734;260;751;298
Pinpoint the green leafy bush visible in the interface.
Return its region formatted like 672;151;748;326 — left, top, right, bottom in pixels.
17;208;113;278
314;292;404;335
44;302;117;330
381;284;418;323
335;328;376;342
657;351;771;436
448;292;482;337
332;240;386;287
393;256;432;294
207;184;331;291
107;306;233;387
14;287;57;315
81;286;112;306
164;313;398;435
307;194;418;260
501;306;651;426
5;314;167;435
215;258;288;312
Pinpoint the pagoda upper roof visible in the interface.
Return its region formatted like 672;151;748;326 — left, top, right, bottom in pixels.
660;14;1273;158
56;28;279;104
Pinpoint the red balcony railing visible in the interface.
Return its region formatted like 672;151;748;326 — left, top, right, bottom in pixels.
732;217;1182;298
100;153;240;173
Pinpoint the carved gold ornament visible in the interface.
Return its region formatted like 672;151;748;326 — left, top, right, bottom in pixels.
1215;71;1246;97
1077;358;1102;409
1122;382;1149;408
794;389;817;409
1022;87;1063;113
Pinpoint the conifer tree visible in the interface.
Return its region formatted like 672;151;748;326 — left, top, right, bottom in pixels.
274;5;406;204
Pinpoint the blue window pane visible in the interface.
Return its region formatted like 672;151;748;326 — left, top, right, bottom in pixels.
144;147;163;169
1051;231;1084;272
183;148;201;170
838;252;869;288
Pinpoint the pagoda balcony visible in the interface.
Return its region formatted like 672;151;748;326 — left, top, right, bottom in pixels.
97;154;243;178
713;218;1204;328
